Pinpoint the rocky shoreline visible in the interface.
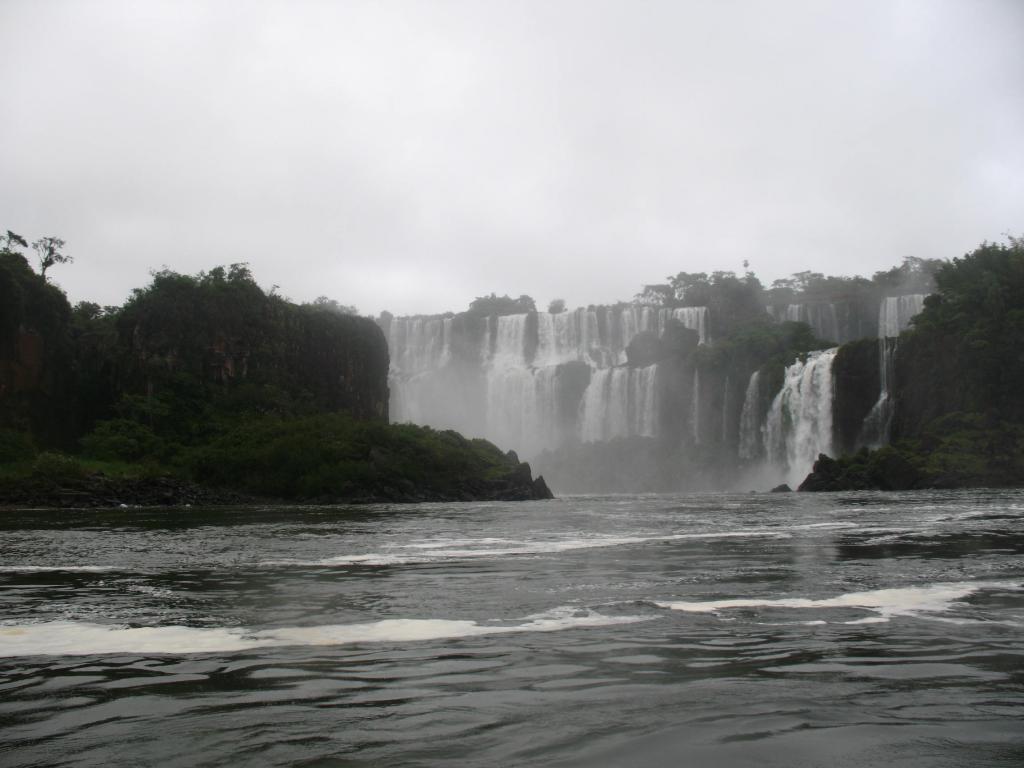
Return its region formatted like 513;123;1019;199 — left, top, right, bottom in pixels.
0;470;554;509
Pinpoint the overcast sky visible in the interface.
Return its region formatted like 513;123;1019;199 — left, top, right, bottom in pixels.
1;0;1021;316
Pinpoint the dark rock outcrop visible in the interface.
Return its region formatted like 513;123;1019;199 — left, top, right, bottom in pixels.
797;450;923;492
626;331;664;367
532;475;554;499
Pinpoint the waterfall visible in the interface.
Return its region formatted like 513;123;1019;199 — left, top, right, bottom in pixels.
691;368;701;445
485;315;542;454
387;316;453;424
388;316;451;375
721;374;731;444
671;307;709;345
878;294;926;338
860;337;898;447
579;365;658;442
534;309;602;367
767;302;842;342
383;303;707;459
490;314;528;366
764;348;838;488
737;370;762;460
864;293;927;444
805;303;840;343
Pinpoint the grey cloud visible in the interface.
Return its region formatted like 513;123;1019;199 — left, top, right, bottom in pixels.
1;0;1021;316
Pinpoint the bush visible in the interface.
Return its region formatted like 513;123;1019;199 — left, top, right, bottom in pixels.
0;429;36;463
80;419;166;462
30;452;86;481
181;412;519;500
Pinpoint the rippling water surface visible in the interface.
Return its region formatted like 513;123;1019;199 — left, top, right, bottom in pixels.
1;490;1022;766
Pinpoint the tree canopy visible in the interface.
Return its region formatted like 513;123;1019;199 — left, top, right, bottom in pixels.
32;236;72;280
467;293;536;316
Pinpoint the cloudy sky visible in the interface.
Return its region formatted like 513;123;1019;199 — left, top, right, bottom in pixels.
1;0;1021;316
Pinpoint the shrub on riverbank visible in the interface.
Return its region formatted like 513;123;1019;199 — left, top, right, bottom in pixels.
799;416;1024;491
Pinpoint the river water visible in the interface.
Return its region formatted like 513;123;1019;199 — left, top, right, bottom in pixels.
1;491;1022;767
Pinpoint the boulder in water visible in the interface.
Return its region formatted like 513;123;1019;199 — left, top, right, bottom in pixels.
797;453;843;491
770;483;792;493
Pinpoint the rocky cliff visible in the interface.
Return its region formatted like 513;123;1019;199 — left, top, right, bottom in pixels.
0;252;76;447
117;267;389;422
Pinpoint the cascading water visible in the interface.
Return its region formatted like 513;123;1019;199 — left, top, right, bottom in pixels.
764;348;838;488
721;375;731;444
671;307;708;346
691;368;701;445
486;315;546;456
387;316;454;424
878;294;926;338
534;309;601;366
382;304;707;459
737;370;763;461
603;306;708;364
859;337;897;447
578;365;659;442
854;294;927;448
767;302;854;344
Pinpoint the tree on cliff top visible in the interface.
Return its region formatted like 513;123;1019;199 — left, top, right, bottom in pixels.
309;296;359;315
32;237;72;281
2;230;28;253
872;255;944;295
895;236;1024;432
467;293;536;316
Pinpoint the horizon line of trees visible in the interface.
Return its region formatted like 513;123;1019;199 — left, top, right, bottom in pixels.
383;252;953;320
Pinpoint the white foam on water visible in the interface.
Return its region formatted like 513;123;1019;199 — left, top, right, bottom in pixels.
261;529;791;567
656;581;1021;624
404;537;514;549
0;607;650;658
0;565;118;573
787;522;859;531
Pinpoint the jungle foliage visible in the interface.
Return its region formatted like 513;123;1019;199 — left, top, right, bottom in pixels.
806;237;1024;489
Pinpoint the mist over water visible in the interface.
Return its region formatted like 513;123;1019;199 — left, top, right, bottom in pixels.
1;491;1022;766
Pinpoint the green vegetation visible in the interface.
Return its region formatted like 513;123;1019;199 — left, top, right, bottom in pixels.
806;237;1024;489
186;414;540;501
0;414;545;504
896;237;1024;430
801;417;1024;491
637;270;766;337
467;293;536;316
0;230;548;505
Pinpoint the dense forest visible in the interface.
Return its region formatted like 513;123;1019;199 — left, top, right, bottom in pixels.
0;232;551;504
803;237;1024;490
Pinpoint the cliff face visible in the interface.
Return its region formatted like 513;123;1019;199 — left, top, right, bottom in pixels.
0;253;76;446
892;242;1024;440
282;309;389;421
891;306;969;441
1;261;390;455
800;239;1024;491
118;269;389;422
831;338;881;454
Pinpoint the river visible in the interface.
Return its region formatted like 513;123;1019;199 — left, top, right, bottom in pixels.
1;490;1022;766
